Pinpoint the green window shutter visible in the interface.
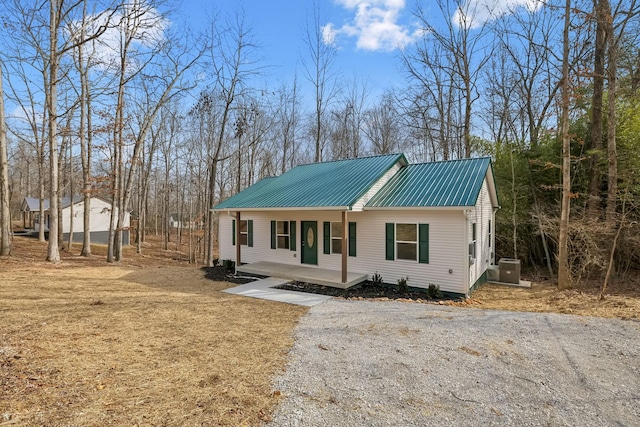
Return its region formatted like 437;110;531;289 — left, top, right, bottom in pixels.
232;219;236;246
248;220;253;247
419;223;429;264
323;221;330;254
348;222;356;257
290;221;296;251
385;223;394;260
270;221;276;249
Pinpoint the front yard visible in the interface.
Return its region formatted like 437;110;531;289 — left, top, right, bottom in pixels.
1;235;638;425
0;237;305;426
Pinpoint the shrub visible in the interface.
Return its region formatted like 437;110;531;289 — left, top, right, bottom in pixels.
397;276;409;294
223;259;235;271
371;272;383;285
427;283;442;299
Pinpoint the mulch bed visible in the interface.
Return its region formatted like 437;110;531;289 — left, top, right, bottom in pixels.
275;281;460;302
201;266;261;284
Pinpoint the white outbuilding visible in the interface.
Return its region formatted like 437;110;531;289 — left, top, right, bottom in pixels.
21;196;130;245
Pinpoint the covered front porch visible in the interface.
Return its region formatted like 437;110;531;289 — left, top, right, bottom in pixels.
237;261;368;289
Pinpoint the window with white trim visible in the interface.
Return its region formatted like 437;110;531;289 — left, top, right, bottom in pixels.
239;220;248;246
469;222;477;259
396;223;417;261
330;222;342;254
276;221;290;249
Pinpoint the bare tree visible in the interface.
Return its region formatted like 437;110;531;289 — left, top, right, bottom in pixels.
302;2;339;162
405;0;492;159
558;0;573;290
586;0;610;216
364;91;404;155
102;2;203;262
200;9;261;267
274;77;301;174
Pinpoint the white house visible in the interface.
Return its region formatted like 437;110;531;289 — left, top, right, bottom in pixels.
169;214;200;230
21;196;130;245
213;154;499;297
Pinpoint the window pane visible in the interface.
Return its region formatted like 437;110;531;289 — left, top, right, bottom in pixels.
277;221;288;235
332;238;342;254
331;222;342;238
277;236;289;249
239;220;248;233
396;224;416;242
397;242;417;260
239;233;248;246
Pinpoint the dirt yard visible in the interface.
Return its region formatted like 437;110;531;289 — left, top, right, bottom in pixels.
468;277;640;320
0;235;306;426
1;234;638;426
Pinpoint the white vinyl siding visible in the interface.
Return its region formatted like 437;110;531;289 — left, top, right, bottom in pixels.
468;178;495;289
351;161;403;211
218;209;467;294
60;198;129;233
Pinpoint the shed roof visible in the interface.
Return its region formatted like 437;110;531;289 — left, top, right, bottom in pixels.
214;154;406;210
366;157;495;208
21;196;84;212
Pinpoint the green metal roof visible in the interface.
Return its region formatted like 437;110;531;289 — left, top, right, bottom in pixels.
366;157;493;208
213;153;406;210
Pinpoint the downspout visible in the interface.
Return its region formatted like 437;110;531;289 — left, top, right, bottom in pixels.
492;207;499;265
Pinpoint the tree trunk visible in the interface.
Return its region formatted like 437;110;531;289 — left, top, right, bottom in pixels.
557;0;572;290
605;1;617;221
77;15;92;257
46;0;61;263
586;0;609;217
0;62;11;256
206;160;217;267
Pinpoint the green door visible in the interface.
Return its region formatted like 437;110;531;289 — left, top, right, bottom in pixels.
301;221;318;265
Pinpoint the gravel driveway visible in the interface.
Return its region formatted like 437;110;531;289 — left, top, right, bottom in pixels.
268;299;640;426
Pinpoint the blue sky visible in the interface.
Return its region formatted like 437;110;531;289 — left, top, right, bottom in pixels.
178;0;423;100
175;0;542;106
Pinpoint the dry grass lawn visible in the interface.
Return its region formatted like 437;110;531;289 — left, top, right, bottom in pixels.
1;235;306;426
464;278;640;320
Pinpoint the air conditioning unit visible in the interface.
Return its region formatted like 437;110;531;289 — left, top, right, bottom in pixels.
499;258;521;284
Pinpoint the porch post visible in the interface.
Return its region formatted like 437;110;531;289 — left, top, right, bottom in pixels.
342;210;347;283
235;211;241;274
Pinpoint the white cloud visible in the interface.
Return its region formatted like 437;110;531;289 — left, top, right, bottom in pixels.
452;0;543;29
324;0;420;52
69;2;168;72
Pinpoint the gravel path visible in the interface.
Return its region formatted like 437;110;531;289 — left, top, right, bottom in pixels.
268;299;640;426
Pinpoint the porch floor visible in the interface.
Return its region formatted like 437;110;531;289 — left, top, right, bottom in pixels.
236;261;368;289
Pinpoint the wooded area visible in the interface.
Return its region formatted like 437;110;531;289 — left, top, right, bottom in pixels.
0;0;638;289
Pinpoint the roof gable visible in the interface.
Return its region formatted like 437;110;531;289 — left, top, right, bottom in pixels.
366;157;495;208
21;196;111;211
214;154;407;210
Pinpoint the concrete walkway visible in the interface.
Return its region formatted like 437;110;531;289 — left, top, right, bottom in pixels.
222;277;332;307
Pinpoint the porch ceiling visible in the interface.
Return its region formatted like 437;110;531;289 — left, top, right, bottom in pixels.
236;261;367;290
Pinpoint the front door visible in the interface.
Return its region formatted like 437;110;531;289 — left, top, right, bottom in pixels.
301;221;318;265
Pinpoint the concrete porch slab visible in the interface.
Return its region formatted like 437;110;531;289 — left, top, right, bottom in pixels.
487;280;532;289
236;261;368;289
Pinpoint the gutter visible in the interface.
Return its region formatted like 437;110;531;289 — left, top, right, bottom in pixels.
212;206;352;212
